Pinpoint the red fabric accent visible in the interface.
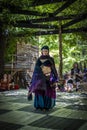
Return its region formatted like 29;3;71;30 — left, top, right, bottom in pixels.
14;84;19;89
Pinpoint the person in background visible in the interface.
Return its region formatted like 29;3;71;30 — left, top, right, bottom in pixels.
0;74;8;90
8;74;14;90
83;63;87;82
28;45;58;111
71;62;82;91
64;73;74;92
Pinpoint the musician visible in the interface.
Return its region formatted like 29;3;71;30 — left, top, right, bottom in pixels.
71;62;82;91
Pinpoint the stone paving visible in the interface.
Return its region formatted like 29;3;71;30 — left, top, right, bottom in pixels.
0;89;87;130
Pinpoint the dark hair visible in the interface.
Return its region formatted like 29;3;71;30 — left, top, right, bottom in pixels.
41;45;49;51
73;62;79;68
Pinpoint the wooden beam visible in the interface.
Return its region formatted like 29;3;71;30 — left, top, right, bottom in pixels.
33;27;87;35
62;13;87;28
0;8;47;17
12;12;87;29
15;13;86;24
53;0;77;15
12;22;58;29
12;27;87;37
0;0;67;9
11;9;47;16
0;0;66;16
28;0;67;6
0;3;48;16
59;22;63;78
0;26;6;77
63;27;87;33
26;14;76;23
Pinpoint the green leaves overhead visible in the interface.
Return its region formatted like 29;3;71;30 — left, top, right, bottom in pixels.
0;0;87;73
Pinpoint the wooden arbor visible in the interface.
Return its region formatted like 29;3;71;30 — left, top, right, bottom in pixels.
0;0;87;78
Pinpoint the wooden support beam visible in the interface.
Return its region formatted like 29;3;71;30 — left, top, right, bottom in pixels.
0;0;67;8
59;22;63;79
23;14;75;23
0;0;66;16
0;26;6;77
33;27;87;35
0;8;47;16
12;27;87;37
0;3;48;16
62;13;87;28
53;0;77;15
63;27;87;33
31;13;87;23
25;0;67;6
10;8;48;16
12;12;87;29
12;22;58;29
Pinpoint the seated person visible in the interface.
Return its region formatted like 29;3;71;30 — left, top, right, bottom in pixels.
8;74;15;90
0;74;8;90
71;62;82;91
0;74;15;91
64;73;74;92
83;67;87;82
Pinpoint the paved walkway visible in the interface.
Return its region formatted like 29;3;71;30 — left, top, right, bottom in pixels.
0;89;87;130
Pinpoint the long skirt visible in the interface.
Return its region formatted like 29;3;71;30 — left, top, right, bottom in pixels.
34;87;56;110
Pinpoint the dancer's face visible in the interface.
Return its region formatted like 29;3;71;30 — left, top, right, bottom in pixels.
74;63;78;68
42;49;49;56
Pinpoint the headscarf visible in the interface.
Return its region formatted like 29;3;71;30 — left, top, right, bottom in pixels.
41;45;49;51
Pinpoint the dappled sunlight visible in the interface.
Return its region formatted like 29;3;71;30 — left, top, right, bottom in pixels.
0;89;27;96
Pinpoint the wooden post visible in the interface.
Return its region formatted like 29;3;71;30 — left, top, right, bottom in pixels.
0;27;5;78
59;22;63;79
